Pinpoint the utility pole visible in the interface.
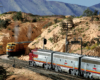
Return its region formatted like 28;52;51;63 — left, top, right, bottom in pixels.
78;37;82;55
65;23;68;52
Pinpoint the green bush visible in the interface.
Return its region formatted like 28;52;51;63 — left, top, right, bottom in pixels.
90;44;97;50
43;22;52;28
0;19;10;28
86;22;88;24
8;28;11;30
12;11;23;21
82;41;89;47
82;34;85;37
54;18;57;23
0;45;2;49
85;46;90;50
12;35;14;37
95;17;99;21
48;29;52;33
0;66;6;80
48;37;53;43
12;29;14;33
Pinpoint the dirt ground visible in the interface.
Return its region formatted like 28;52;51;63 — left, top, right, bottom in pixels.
0;62;52;80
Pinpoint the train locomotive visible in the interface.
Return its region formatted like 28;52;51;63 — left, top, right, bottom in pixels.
6;41;32;56
29;49;100;79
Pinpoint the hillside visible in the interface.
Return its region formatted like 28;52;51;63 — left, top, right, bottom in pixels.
27;15;100;60
90;3;100;12
1;11;100;58
0;0;87;16
0;12;64;55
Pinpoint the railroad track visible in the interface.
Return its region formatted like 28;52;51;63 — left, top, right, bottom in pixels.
0;57;91;80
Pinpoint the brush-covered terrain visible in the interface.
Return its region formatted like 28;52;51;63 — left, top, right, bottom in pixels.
0;11;64;55
1;11;100;80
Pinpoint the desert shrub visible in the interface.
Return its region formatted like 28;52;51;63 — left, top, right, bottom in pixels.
85;46;90;50
85;27;89;31
53;25;57;28
95;17;99;21
82;34;85;37
48;37;53;43
86;22;88;24
0;45;2;49
0;66;6;80
12;29;14;33
54;18;57;23
43;22;52;28
0;19;10;28
90;43;98;50
8;28;11;30
48;28;52;33
32;31;34;33
12;35;14;37
12;11;23;21
73;32;76;35
38;35;41;38
82;41;89;47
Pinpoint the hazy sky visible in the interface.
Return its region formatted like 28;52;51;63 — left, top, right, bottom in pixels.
48;0;100;7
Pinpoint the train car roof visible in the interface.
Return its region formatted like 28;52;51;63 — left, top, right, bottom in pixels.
7;41;32;44
82;56;100;61
37;49;55;53
37;49;82;57
54;51;82;57
15;41;32;44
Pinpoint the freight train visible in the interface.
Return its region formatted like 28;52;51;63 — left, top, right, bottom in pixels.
6;41;32;56
29;49;100;79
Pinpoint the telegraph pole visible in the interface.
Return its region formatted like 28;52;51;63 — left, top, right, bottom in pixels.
65;23;68;52
78;38;82;55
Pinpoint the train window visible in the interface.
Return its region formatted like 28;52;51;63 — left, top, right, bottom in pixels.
94;65;96;67
65;60;67;62
87;64;89;66
60;59;61;61
71;61;73;63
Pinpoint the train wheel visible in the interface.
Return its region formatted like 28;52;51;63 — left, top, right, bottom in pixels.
83;73;88;78
89;73;93;79
29;61;33;66
33;62;37;67
55;66;58;72
58;66;62;72
48;64;51;70
71;70;75;76
44;64;49;69
75;70;79;76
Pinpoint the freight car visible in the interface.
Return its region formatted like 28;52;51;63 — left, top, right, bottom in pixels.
29;49;100;79
6;41;32;56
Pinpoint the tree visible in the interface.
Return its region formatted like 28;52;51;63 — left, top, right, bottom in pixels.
82;8;93;16
93;9;98;15
54;18;57;23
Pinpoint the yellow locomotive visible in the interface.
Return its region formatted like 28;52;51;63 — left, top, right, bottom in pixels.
6;41;32;56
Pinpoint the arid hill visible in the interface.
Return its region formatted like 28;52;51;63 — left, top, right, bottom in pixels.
0;12;64;55
28;15;100;57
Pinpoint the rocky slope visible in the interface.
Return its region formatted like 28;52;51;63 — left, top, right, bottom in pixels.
28;15;100;57
0;12;64;55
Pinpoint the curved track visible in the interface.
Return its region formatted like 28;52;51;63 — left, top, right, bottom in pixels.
0;56;91;80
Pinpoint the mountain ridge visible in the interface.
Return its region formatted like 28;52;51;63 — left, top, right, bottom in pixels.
0;0;99;16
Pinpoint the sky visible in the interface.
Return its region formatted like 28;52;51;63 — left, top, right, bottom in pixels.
48;0;100;7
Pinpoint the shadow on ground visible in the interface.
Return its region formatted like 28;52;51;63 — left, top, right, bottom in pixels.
0;66;7;80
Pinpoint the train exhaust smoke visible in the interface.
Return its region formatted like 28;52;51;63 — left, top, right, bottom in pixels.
27;25;32;41
14;21;19;42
